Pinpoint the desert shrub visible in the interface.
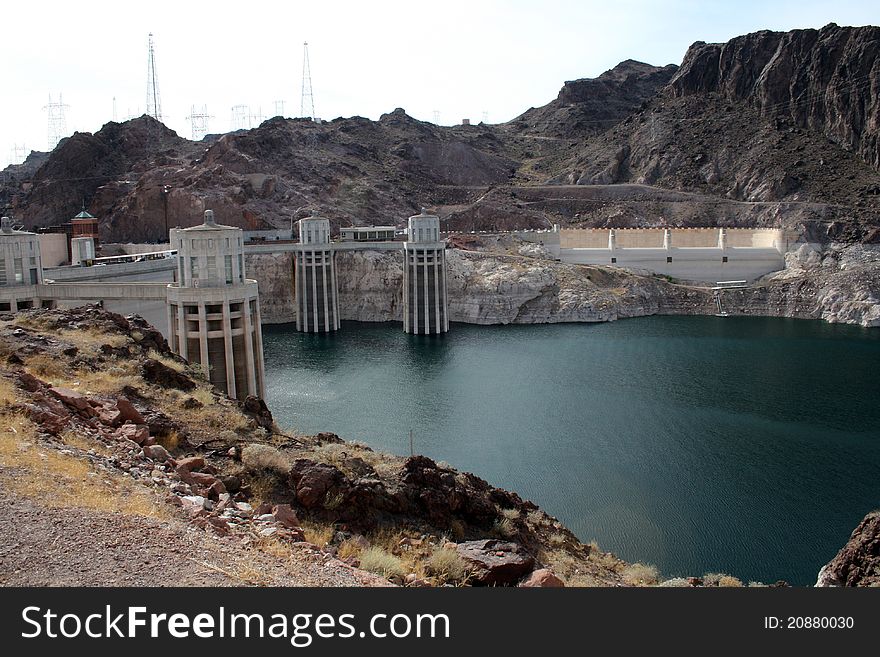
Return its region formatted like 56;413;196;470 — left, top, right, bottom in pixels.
359;547;406;579
493;517;517;538
500;507;521;521
241;444;290;474
302;522;334;547
704;573;744;587
622;563;659;585
425;548;471;584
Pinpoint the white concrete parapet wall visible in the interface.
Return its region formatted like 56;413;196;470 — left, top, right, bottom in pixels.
512;224;561;258
558;227;790;282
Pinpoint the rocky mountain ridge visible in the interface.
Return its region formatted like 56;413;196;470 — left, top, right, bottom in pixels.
670;23;880;170
2;24;877;243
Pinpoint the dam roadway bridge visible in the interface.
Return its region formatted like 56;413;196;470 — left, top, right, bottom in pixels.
25;225;793;337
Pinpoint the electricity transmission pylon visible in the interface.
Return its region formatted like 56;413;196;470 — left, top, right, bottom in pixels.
300;41;315;120
146;33;162;122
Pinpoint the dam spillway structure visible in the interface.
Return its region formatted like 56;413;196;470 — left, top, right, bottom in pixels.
0;216;49;313
403;209;449;334
166;210;266;399
293;216;340;333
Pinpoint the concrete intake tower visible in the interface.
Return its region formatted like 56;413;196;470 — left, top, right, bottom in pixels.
166;210;265;399
403;210;448;334
294;216;340;333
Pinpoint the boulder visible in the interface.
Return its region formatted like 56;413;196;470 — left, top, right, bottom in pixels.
519;568;564;588
115;397;145;424
114;423;149;445
16;371;45;392
188;471;218;486
176;455;205;473
49;386;96;416
289;460;348;508
142;359;195;391
219;474;241;494
273;503;300;529
239;396;273;431
455;539;535;586
142;444;171;462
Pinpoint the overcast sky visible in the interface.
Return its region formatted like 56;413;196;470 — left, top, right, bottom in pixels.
1;0;876;167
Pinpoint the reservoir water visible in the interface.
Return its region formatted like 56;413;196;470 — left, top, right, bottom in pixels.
262;316;880;585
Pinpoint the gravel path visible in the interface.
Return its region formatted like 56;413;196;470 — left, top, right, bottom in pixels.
0;490;389;587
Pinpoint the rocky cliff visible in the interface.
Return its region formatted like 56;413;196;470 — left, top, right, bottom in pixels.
250;241;879;329
264;247;716;326
720;243;880;327
507;60;679;139
670;24;880;171
245;253;296;324
816;510;880;586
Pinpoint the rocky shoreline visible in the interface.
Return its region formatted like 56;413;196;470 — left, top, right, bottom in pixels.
247;239;879;329
0;306;875;586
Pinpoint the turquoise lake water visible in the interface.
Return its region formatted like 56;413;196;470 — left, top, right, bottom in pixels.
262;316;880;585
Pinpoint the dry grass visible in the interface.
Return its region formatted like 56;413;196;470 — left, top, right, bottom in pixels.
0;376;20;405
155;430;182;452
365;527;432;580
493;517;517;538
566;573;604;586
359;546;406;579
622;563;660;586
302;521;335;548
190;387;216;406
448;518;466;541
160;387;250;434
337;538;366;561
23;352;141;394
241;444;290;474
228;560;272;587
500;507;521;521
73;369;142;396
147;349;185;373
24;354;68;381
255;536;293;560
526;509;546;527
539;547;581;583
0;412;166;518
425;548;471;585
307;442;400;478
